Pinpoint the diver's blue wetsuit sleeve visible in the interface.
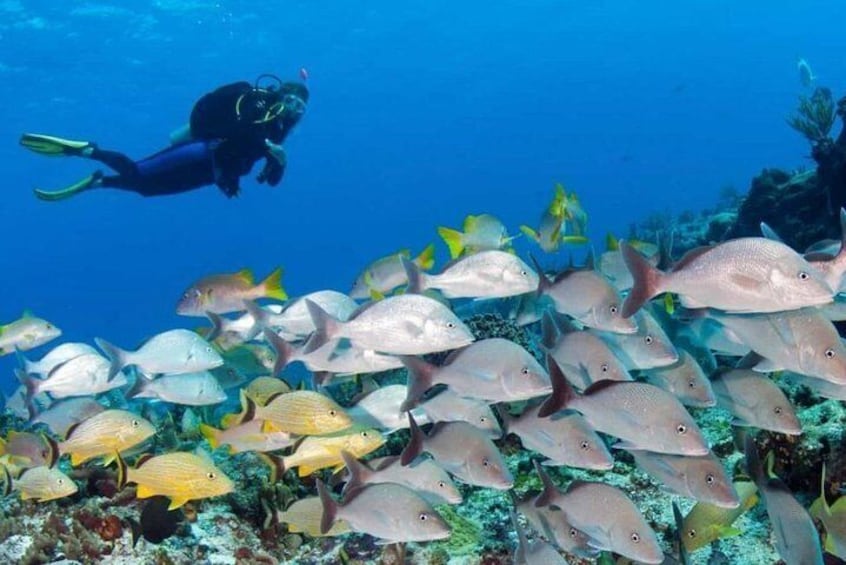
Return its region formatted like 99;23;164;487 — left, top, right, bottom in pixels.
97;141;226;197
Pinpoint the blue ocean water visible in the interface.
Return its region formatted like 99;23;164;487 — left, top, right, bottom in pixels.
2;0;845;391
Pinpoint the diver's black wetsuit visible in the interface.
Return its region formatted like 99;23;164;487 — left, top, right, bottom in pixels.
93;142;218;196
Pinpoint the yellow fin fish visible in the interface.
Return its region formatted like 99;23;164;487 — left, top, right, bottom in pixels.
59;409;155;467
682;480;758;552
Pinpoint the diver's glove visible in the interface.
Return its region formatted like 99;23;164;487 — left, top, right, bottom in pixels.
258;139;287;186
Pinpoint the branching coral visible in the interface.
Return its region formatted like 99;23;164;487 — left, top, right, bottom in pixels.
788;86;836;145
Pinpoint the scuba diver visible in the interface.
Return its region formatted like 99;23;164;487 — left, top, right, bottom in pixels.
20;75;308;201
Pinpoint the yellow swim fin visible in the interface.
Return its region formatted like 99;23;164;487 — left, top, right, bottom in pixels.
34;171;102;202
20;133;92;156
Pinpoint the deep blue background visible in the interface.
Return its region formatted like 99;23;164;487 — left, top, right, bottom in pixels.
2;1;845;390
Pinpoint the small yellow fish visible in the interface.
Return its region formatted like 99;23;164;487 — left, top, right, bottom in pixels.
682;480;758;552
350;245;436;300
261;429;385;478
438;214;514;259
237;390;353;436
270;496;351;537
244;376;293;406
810;463;846;560
59;409;156;467
2;464;77;502
116;451;234;510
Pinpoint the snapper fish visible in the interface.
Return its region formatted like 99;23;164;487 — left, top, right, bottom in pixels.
682;480;759;552
266;496;351;537
2;465;77;502
437;213;515;258
261;428;385;478
0;311;61;356
510;507;568;565
15;342;98;376
58;409;156;466
96;329;224;380
245;291;358;341
17;353;128;403
350;245;435;299
621;238;833;317
520;183;588;252
176;267;287;316
127;371;227;407
403;251;539;300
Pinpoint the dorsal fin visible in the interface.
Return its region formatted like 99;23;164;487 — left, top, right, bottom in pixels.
582;379;622;396
671;245;714;272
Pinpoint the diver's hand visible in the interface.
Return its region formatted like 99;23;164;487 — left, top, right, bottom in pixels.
265;139;287;166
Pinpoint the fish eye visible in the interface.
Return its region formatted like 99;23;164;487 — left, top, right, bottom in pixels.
631;532;640;543
438;481;446;488
705;473;715;485
687;529;697;538
600;363;609;373
825;348;836;359
361;431;369;437
676;423;687;434
644;335;654;345
609;305;618;314
520;270;528;276
46;324;53;329
479;416;487;423
329;409;337;417
419;513;428;521
520;367;530;375
569;528;578;538
798;271;810;280
580;441;590;450
57;478;64;485
482;458;490;467
131;419;140;427
688;379;696;388
774;406;783;415
446;322;456;329
207;472;216;480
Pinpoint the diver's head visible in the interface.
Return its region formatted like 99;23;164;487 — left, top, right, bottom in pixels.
275;82;309;129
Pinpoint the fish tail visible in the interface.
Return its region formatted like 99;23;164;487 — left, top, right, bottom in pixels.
302;300;341;354
13;347;32;373
339;450;369;495
437;227;465;259
235;390;258;425
15;368;39;407
532;459;558;508
538;355;574;418
125;370;153;399
414;243;436;271
258;453;286;483
519;225;539;244
493;405;512;435
43;434;59;467
199;423;220;450
400;256;427;294
261;267;288;302
529;254;550;297
204;312;224;342
115;451;128;490
95;337;127;381
1;465;11;496
316;479;339;535
0;436;6;457
126;517;142;548
262;329;294;377
743;436;763;487
399;356;438;412
621;241;664;318
540;311;559;350
400;412;425;466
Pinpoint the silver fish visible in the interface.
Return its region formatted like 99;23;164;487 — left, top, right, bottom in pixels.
128;371;227;406
744;437;823;565
677;317;750;357
416;388;502;438
781;371;846;401
247;291;357;341
498;403;613;470
348;385;425;432
540;356;709;455
510;508;567;565
591;309;678;370
402;338;550;408
711;369;801;435
404;251;539;300
515;493;597;558
16;342;98;376
305;295;475;356
350;245;435;299
536;264;637;334
707;308;846;385
401;414;513;490
645;348;716;407
18;353;128;401
533;461;663;564
316;479;450;543
0;312;61;356
96;329;224;380
542;312;631;389
340;451;462;506
621;238;833;317
628;450;740;508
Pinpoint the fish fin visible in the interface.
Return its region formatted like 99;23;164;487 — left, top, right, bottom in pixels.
368;287;386;302
301;300;341;354
136;484;158;499
235;268;255;285
0;436;5;457
663;292;676;315
316;479;338;535
540;311;560;350
399;356;438;412
532;459;558;507
437;227;465;259
258;453;286;483
519;225;539;243
414;244;436;271
70;452;86;467
43;434;59;468
262;329;293;377
15;369;39;407
560;235;589;245
94;337;127;381
114;451;128;489
1;465;11;496
339;450;370;495
204;312;223;342
606;232;619;251
400;413;425;466
125;370;153;400
759;221;783;242
537;355;574;417
493;404;512;434
529;254;551;298
126;517;142;547
620;241;664;318
261;267;288;302
199;424;220;450
14;347;31;372
400;256;426;294
167;497;189;510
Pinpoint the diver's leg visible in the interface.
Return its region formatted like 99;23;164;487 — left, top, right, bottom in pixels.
87;148;139;176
